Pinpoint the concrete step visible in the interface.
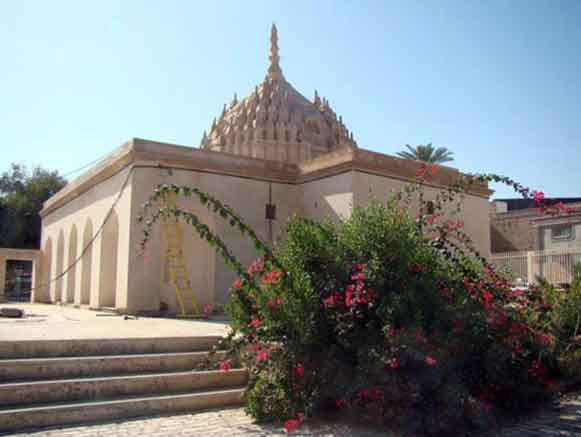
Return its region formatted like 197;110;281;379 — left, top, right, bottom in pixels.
0;336;222;359
0;387;245;433
0;369;247;407
0;351;226;382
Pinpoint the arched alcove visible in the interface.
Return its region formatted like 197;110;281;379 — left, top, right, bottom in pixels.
39;237;52;302
54;230;65;302
66;225;78;303
99;211;119;308
80;219;93;305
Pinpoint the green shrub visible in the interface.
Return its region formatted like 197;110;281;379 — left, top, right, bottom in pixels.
138;170;567;435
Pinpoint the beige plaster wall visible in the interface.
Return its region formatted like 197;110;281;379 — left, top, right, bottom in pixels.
39;166;133;309
300;172;354;221
490;211;538;253
127;165;301;311
352;171;491;257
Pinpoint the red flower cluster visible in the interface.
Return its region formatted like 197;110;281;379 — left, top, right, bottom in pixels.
387;356;399;369
248;258;264;275
266;296;284;308
416;163;438;178
219;359;231;372
322;293;341;308
283;418;299;433
425;356;437;366
261;270;282;284
353;386;385;405
250;317;262;328
532;190;545;203
425;213;442;226
256;348;271;363
283;412;305;433
293;363;305;377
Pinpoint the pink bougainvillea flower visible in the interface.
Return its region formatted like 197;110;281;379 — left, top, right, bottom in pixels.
345;288;354;307
247;258;265;275
416;163;437;178
293;363;305;377
256;349;270;362
266;296;284;309
250;343;261;352
537;332;551;345
336;398;348;409
323;294;338;307
297;412;305;423
426;214;439;225
261;270;282;284
283;418;299;434
230;277;242;289
481;290;494;304
416;164;427;177
219;359;231;372
351;272;366;281
388;356;399;369
425;356;437;366
250;317;261;328
532;190;545;203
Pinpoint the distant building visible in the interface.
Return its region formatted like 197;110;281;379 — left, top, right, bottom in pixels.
490;198;581;253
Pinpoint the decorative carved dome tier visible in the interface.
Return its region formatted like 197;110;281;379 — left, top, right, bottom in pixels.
199;24;357;163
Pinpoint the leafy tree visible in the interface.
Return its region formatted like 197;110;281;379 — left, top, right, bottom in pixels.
396;142;454;164
0;164;66;249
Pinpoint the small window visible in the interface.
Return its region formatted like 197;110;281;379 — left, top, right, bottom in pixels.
551;224;573;241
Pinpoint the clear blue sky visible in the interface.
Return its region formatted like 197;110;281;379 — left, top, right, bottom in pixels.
1;1;580;198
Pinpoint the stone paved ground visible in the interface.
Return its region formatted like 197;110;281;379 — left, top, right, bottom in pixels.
6;392;581;437
0;303;229;341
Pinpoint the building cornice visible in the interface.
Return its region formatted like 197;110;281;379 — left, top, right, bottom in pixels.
40;138;490;217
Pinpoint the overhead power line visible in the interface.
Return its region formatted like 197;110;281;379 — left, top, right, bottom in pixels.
61;149;116;178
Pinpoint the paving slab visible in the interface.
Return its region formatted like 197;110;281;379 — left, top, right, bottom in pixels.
0;303;228;341
5;392;581;437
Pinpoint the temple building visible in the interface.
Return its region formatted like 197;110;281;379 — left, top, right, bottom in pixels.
33;25;491;314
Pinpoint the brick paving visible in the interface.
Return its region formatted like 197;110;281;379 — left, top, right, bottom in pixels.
6;392;581;437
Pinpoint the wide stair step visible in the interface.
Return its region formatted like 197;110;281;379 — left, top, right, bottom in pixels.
0;336;247;433
0;388;245;432
0;336;222;358
0;351;225;381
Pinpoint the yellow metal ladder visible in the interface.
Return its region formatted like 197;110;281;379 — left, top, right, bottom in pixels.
161;194;199;317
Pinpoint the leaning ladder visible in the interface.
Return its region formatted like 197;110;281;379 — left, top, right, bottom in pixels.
161;194;199;317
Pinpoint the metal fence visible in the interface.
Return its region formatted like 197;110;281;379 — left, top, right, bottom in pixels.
490;249;581;285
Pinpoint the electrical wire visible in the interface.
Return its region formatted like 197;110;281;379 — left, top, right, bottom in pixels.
60;148;118;179
27;165;134;294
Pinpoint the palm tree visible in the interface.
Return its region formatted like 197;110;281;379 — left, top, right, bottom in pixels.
396;143;454;164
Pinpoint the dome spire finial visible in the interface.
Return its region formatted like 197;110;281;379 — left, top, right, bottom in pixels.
267;23;283;80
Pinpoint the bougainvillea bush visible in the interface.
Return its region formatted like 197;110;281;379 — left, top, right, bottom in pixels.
138;167;575;435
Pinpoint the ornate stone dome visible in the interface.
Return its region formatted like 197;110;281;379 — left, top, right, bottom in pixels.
199;24;357;163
